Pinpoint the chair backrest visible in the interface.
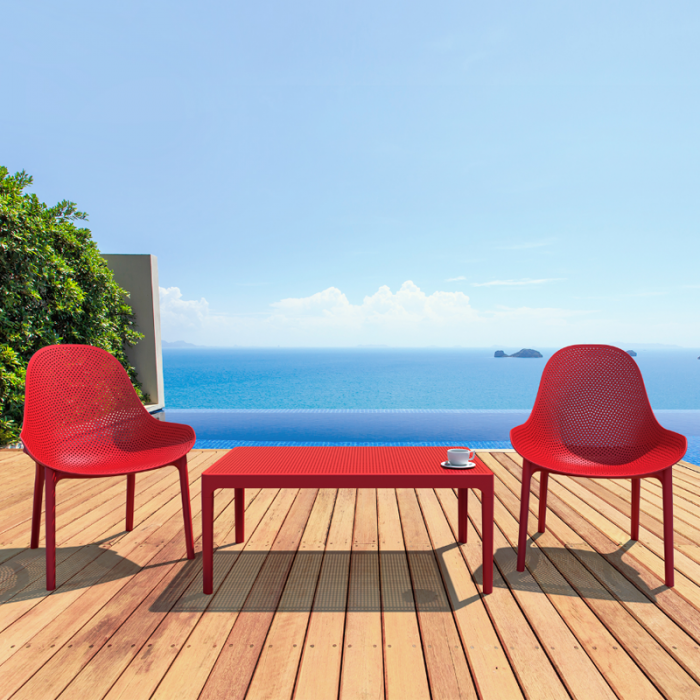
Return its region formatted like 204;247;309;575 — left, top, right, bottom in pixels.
524;345;664;452
21;344;151;463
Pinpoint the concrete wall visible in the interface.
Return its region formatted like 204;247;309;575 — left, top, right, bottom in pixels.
102;254;164;411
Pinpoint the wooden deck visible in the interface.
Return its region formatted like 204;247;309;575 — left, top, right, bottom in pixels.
1;449;700;699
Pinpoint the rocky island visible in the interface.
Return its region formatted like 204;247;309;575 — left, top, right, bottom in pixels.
494;349;543;358
626;350;637;357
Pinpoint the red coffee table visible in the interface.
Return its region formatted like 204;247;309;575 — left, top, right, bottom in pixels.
201;445;494;595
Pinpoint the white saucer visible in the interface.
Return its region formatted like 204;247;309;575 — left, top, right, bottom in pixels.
441;461;476;469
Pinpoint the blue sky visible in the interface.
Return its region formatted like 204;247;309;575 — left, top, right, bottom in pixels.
4;1;700;347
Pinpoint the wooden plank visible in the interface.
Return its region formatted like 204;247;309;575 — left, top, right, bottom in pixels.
293;488;356;700
677;462;700;480
549;471;700;603
0;476;215;700
0;475;117;536
0;451;212;584
339;488;384;700
502;452;700;602
551;478;700;572
234;489;337;700
0;454;214;636
150;488;302;700
0;453;211;592
8;508;208;700
0;452;218;676
0;449;200;537
47;464;202;550
396;488;477;700
0;452;35;490
0;450;212;549
447;471;619;700
481;528;615;699
243;489;336;700
0;455;211;631
496;453;700;643
433;487;571;700
198;488;320;700
1;450;699;700
560;477;700;544
480;454;684;699
621;469;700;515
102;487;276;700
414;487;524;700
0;462;175;550
488;453;700;682
53;487;262;700
376;488;430;700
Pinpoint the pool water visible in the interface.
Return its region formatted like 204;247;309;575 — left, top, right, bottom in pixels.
160;408;700;464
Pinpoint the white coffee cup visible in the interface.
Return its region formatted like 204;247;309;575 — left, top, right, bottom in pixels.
447;448;475;466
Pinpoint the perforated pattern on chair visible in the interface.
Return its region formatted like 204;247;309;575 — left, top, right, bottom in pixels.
510;345;687;476
21;345;195;475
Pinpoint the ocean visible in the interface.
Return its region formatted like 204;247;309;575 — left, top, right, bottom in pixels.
163;347;700;410
161;348;700;463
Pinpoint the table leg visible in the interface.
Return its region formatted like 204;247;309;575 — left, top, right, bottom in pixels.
235;488;245;543
458;488;468;543
481;480;494;594
202;481;214;595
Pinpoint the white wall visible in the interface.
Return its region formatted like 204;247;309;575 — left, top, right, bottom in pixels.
102;254;164;411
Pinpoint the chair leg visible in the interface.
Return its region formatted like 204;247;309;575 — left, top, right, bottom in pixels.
661;468;674;588
45;468;57;591
517;460;534;572
176;457;195;560
631;478;641;541
538;471;549;533
31;463;44;549
126;473;136;531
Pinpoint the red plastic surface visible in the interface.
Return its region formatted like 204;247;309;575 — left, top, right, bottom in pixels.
22;345;195;476
201;445;495;595
203;445;491;487
511;344;685;587
510;344;686;478
21;344;196;590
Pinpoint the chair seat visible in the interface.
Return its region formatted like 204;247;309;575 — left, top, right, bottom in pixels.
25;416;195;476
41;438;195;476
511;432;687;478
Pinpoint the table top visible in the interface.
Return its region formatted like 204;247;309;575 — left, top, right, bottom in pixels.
202;445;492;487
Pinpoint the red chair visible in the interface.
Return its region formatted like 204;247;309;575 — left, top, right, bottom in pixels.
511;344;686;588
21;344;196;590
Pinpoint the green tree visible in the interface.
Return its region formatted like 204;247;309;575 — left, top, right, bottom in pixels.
0;167;147;446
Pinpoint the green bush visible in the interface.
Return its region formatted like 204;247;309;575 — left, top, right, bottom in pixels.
0;167;148;446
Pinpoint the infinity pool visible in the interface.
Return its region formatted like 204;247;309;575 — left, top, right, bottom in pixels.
160;409;700;463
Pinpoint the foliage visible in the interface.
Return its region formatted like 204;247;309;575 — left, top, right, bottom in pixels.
0;167;147;446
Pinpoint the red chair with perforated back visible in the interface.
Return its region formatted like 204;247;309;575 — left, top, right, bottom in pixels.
511;344;686;588
21;344;196;590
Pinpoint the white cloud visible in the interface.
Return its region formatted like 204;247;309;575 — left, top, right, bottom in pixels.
446;275;466;282
158;281;700;347
159;287;210;329
472;278;564;287
271;281;477;329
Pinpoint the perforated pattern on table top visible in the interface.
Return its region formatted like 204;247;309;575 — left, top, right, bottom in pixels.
510;345;687;477
21;345;195;475
204;445;491;477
